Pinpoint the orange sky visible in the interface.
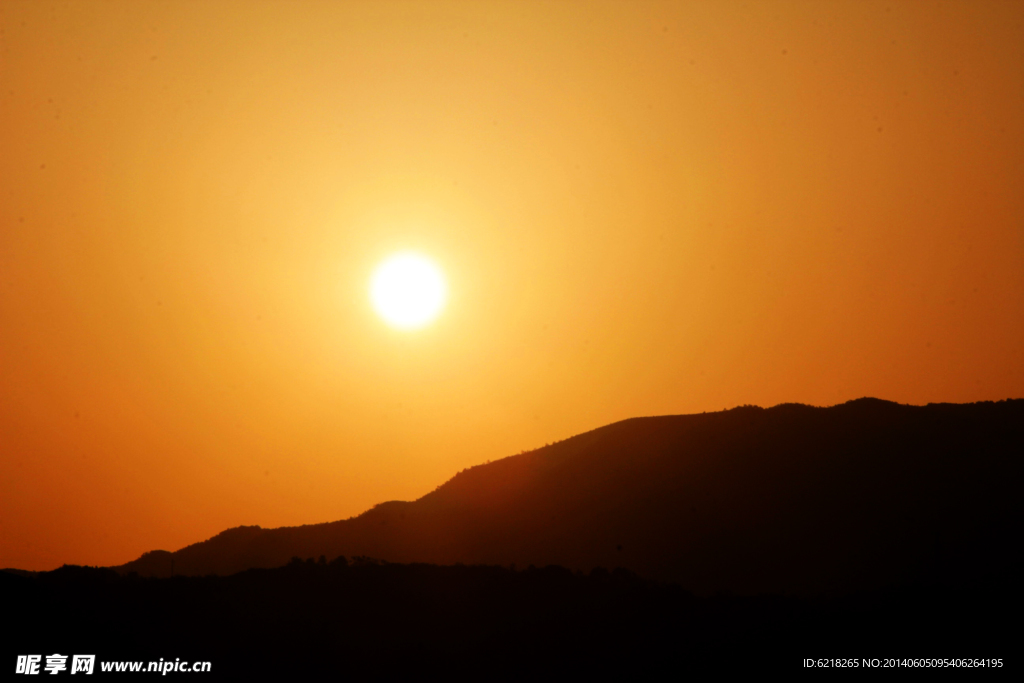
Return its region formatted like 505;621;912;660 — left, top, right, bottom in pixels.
2;0;1022;571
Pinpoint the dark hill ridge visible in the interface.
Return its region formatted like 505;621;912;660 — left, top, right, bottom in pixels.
114;398;1023;595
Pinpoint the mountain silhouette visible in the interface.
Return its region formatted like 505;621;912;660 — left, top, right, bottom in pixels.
114;398;1022;595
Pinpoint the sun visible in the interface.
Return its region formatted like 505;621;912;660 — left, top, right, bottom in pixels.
370;252;447;329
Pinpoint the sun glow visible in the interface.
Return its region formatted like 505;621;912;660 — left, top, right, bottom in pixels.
370;252;447;329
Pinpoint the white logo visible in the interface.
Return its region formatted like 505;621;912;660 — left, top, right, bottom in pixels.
16;655;95;675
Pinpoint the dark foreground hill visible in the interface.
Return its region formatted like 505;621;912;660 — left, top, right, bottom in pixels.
2;559;1012;677
116;398;1022;596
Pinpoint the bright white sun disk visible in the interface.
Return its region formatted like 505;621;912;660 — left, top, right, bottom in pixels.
370;253;447;329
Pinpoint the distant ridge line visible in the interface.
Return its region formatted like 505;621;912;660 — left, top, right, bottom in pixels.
109;397;1022;596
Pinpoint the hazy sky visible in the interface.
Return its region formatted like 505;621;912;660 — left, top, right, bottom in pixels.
2;0;1022;570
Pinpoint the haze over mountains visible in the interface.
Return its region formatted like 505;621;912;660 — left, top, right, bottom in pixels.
115;398;1021;595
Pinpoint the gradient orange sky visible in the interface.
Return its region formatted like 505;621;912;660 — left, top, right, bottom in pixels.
2;0;1022;571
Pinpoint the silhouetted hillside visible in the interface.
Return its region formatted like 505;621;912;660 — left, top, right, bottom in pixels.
115;399;1023;595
